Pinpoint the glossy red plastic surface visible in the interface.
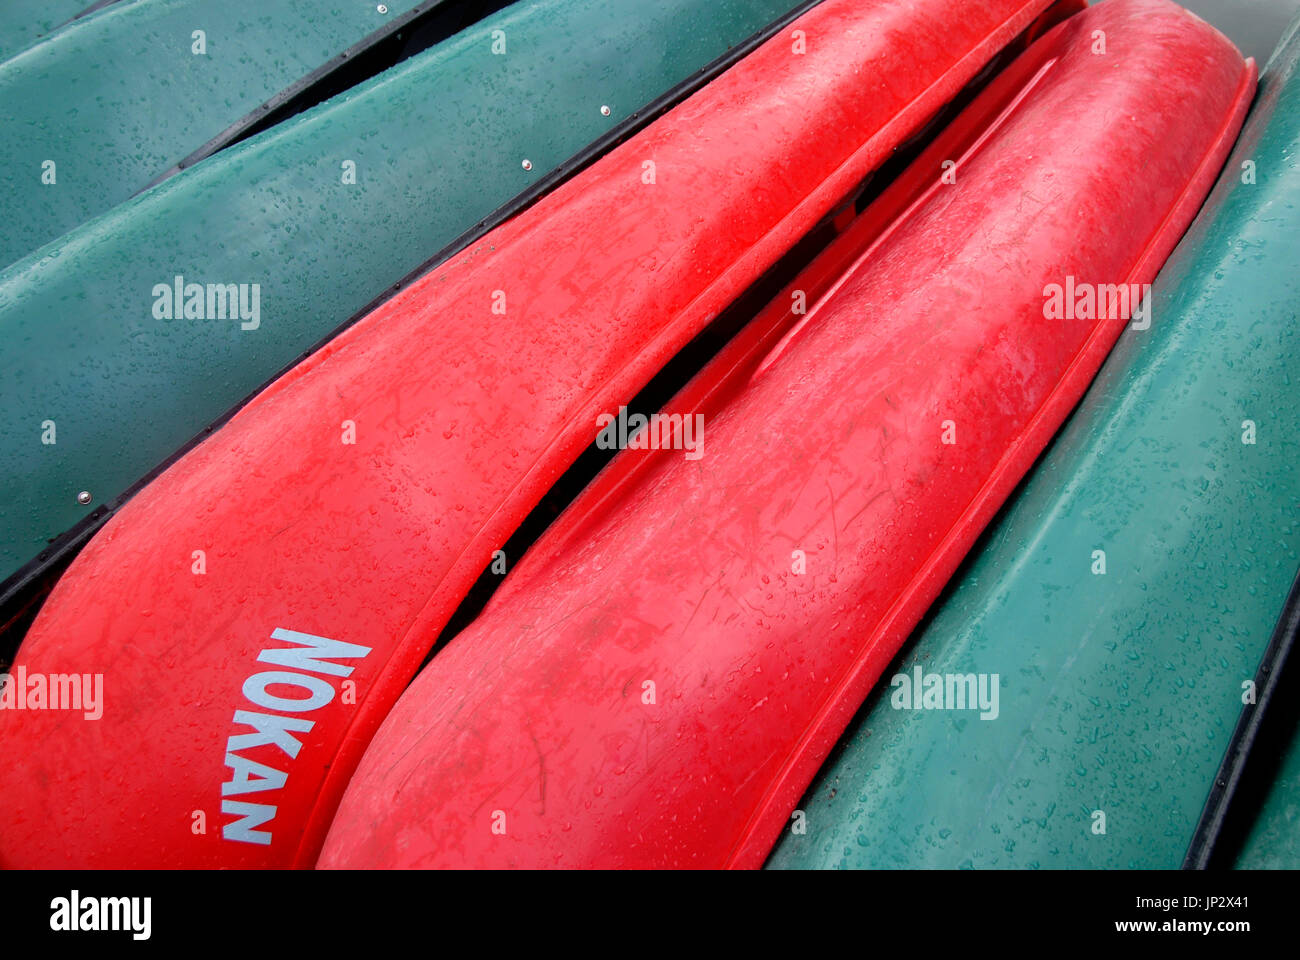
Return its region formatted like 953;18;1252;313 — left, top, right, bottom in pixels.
0;0;1056;868
320;0;1255;869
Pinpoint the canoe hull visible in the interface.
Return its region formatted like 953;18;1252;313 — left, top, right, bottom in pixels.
771;6;1299;872
0;0;1054;868
319;0;1255;870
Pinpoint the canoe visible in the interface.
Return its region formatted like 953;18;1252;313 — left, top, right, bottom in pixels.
0;0;441;267
0;0;816;622
0;0;100;62
769;6;1299;872
0;0;1056;868
317;0;1255;869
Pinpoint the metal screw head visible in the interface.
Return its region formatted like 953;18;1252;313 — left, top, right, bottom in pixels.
76;490;92;505
521;159;533;171
600;105;611;117
377;4;388;13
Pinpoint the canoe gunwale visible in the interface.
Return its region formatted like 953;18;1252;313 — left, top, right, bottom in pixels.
138;0;461;190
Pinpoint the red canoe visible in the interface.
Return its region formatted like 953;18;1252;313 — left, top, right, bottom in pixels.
0;0;1059;868
318;0;1255;869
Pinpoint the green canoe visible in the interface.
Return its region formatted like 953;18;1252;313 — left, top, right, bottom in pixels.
0;0;812;618
768;12;1300;870
0;0;99;62
0;0;440;267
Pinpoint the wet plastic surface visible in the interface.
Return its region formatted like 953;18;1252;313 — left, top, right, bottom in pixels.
0;0;1054;868
0;0;93;62
1223;18;1300;871
771;4;1296;873
319;0;1254;869
0;0;432;268
0;0;812;615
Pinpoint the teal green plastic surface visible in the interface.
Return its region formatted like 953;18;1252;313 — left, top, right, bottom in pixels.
0;0;803;601
0;0;90;62
0;0;428;267
768;15;1300;870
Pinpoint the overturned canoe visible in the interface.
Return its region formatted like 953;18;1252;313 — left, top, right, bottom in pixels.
0;0;445;268
0;0;1055;868
770;4;1297;872
0;0;99;62
0;0;816;620
318;0;1254;869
